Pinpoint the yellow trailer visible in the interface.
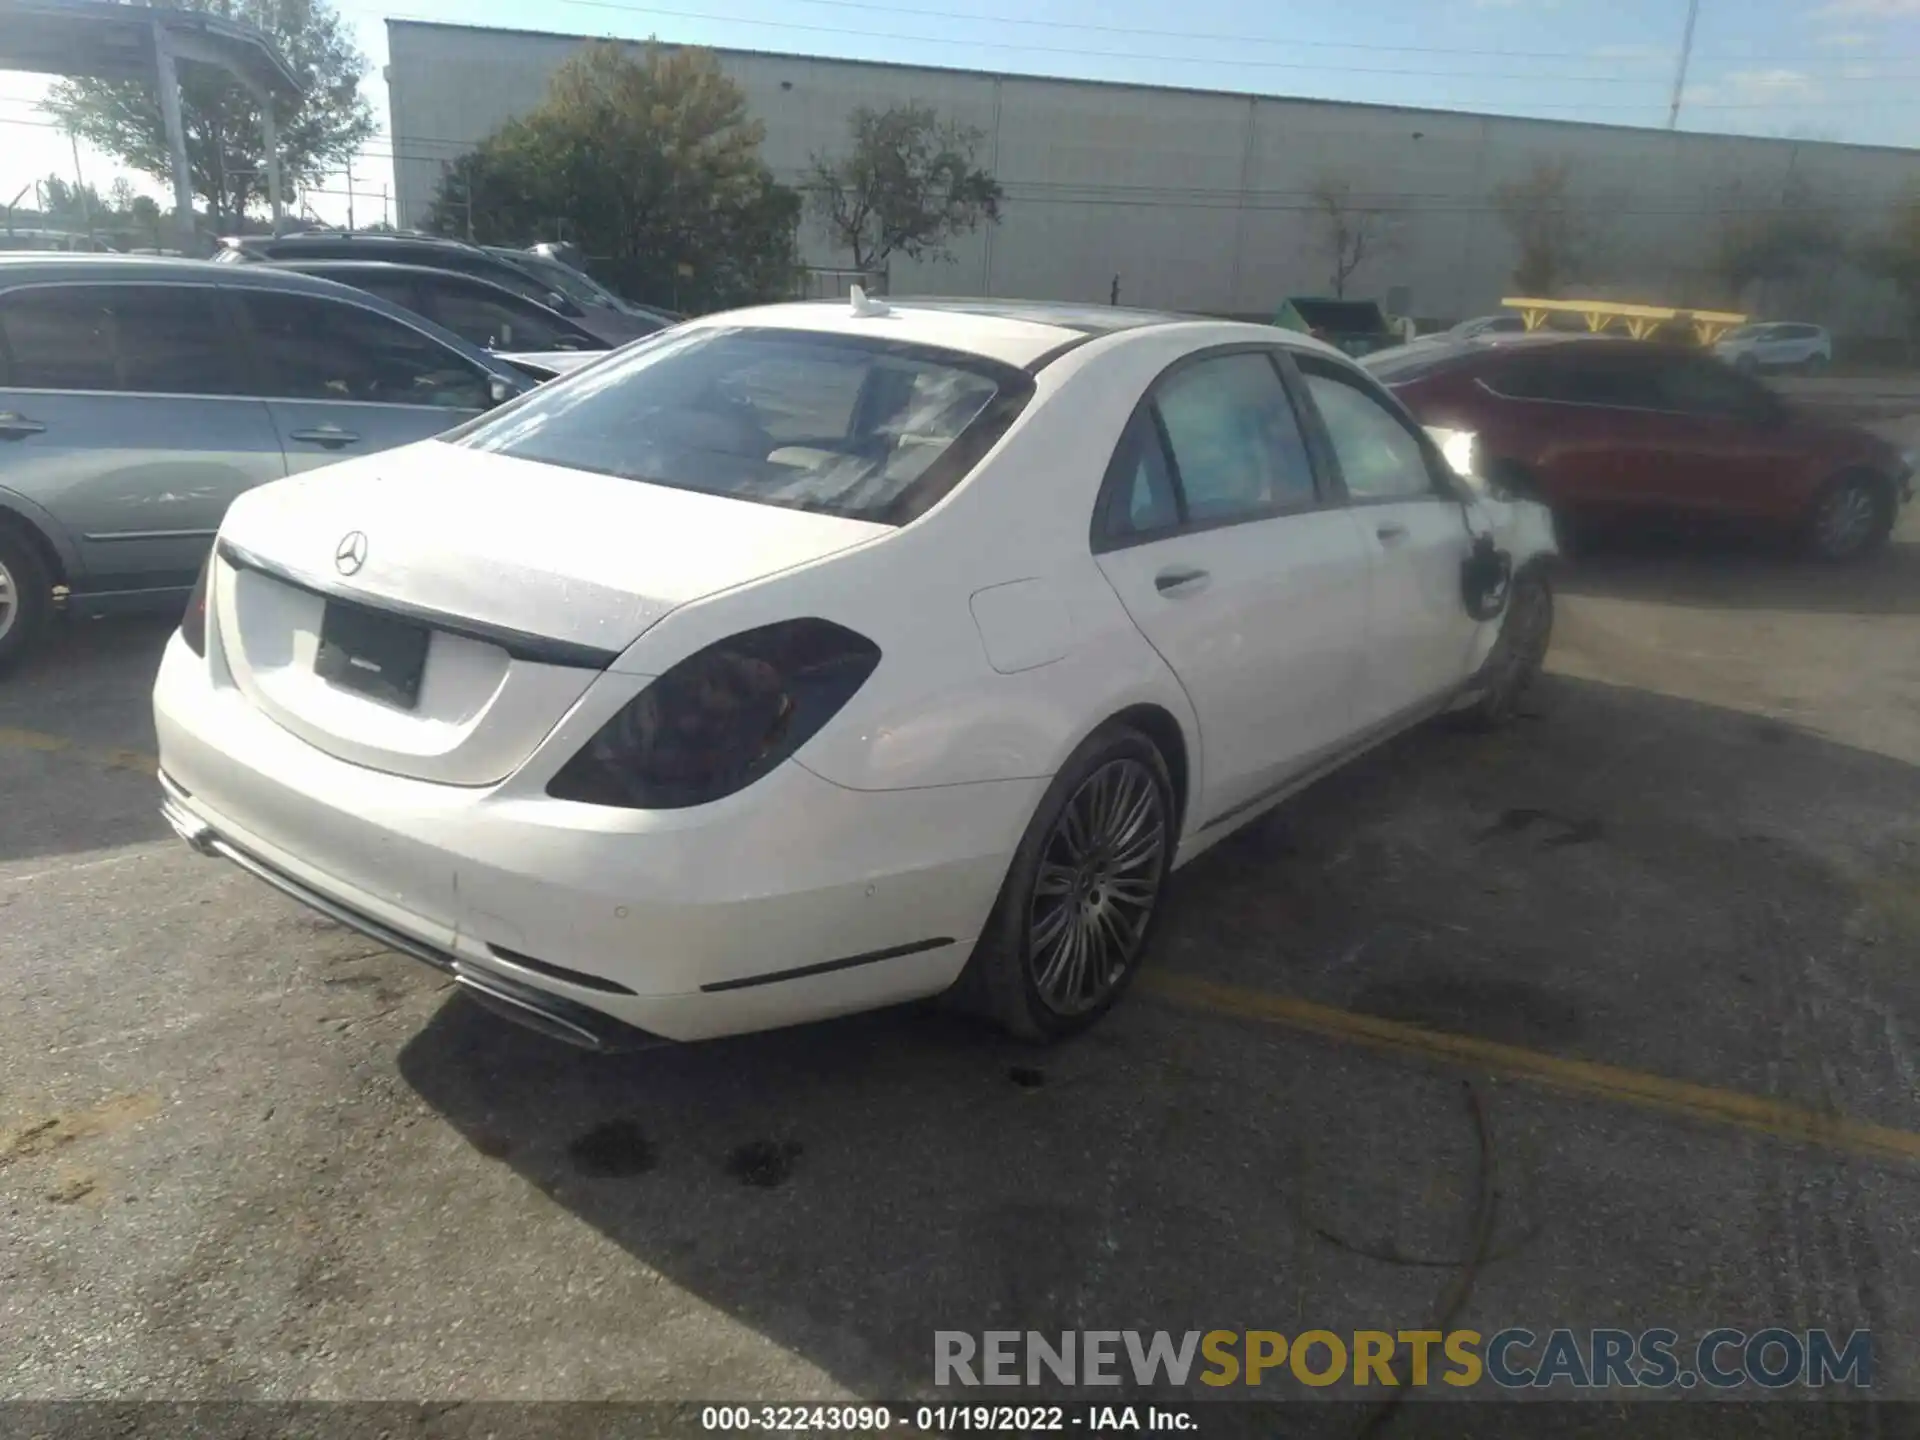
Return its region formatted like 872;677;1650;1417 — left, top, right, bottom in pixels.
1500;297;1747;345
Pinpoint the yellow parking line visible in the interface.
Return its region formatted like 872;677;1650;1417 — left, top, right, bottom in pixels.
0;727;157;774
1145;971;1920;1167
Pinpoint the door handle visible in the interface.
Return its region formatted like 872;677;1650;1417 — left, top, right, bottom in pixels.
1154;565;1210;595
1375;521;1409;543
0;411;46;440
289;426;361;449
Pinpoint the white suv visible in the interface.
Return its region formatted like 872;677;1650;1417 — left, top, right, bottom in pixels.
1714;322;1832;374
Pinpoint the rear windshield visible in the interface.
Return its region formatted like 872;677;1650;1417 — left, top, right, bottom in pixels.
451;326;1032;524
1363;342;1472;382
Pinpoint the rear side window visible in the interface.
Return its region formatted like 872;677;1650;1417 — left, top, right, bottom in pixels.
237;290;491;410
0;284;238;394
1652;355;1769;417
1098;409;1183;541
1153;353;1317;521
453;326;1028;524
316;270;421;312
1548;351;1663;408
428;281;593;352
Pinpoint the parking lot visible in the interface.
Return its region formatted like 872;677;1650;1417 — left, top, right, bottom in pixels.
4;474;1920;1423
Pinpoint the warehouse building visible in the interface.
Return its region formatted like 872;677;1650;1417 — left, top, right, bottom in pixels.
385;20;1920;333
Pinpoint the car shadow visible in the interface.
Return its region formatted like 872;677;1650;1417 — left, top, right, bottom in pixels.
1555;532;1920;617
394;672;1920;1404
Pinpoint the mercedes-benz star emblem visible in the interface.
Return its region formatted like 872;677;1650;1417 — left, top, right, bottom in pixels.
335;531;368;577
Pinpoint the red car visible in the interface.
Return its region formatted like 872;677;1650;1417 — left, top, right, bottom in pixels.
1367;334;1913;560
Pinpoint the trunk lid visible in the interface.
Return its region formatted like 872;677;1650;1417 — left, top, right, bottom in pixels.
212;441;889;785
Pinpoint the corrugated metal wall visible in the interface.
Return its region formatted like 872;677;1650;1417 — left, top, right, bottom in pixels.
386;21;1920;333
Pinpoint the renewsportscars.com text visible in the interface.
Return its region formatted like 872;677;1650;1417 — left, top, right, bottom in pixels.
934;1328;1872;1391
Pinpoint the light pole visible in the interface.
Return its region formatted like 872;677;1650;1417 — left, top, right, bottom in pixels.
1667;0;1703;130
4;181;28;237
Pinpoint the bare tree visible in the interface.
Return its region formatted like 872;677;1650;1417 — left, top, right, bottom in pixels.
807;104;1002;276
1309;174;1390;299
1492;160;1585;297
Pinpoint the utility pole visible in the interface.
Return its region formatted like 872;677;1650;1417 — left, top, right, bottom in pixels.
345;156;355;231
1667;0;1702;130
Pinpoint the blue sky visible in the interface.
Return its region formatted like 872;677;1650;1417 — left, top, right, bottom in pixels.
3;0;1918;227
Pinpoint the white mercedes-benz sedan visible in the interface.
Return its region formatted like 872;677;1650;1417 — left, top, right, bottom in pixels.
153;296;1556;1051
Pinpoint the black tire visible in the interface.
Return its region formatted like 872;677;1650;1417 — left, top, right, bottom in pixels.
958;724;1177;1041
1460;564;1554;729
1805;354;1830;375
1735;353;1760;375
1805;472;1893;563
0;523;53;677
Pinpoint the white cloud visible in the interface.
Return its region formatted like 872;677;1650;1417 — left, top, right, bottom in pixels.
1810;0;1920;18
1685;68;1823;108
1590;42;1671;64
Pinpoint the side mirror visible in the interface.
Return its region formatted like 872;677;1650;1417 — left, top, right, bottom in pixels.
488;375;518;407
546;291;581;317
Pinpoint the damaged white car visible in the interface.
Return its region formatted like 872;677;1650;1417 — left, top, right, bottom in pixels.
153;296;1557;1052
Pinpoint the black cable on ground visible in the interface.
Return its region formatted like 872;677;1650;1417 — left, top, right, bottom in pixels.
1350;1078;1501;1440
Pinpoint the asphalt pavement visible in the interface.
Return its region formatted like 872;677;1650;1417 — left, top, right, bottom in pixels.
3;503;1919;1427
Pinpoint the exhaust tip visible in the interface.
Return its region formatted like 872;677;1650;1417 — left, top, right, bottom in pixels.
161;798;218;856
452;964;665;1054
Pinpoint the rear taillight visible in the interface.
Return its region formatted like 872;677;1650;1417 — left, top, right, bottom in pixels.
546;618;881;810
180;549;212;657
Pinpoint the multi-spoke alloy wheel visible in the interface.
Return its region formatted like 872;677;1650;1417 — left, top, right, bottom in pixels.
1811;478;1885;562
0;556;16;645
0;528;51;674
956;725;1177;1040
1026;756;1169;1017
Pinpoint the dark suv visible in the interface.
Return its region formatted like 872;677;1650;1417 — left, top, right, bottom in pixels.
215;234;644;345
1368;334;1912;561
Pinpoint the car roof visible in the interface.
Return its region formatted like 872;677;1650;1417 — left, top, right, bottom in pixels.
267;259;522;287
682;296;1327;370
224;231;484;253
0;251;420;297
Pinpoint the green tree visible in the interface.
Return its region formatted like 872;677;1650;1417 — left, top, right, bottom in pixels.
128;195;165;249
1861;190;1920;357
427;42;799;312
806;103;1003;276
36;175;105;229
42;0;375;230
1710;179;1843;307
1492;160;1585;298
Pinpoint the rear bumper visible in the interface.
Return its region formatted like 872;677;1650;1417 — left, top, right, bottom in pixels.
160;774;655;1051
153;631;1043;1044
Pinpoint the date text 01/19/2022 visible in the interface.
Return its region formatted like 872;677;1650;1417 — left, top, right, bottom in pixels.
699;1405;1198;1432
